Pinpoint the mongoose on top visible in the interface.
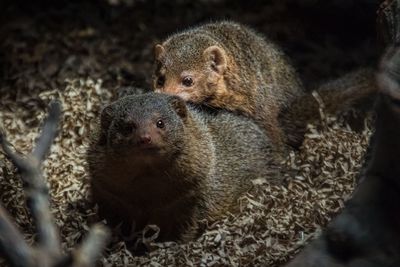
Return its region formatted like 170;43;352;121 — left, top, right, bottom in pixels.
153;21;303;150
153;21;377;150
87;92;282;242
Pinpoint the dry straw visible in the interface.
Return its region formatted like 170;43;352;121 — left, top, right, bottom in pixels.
0;80;371;266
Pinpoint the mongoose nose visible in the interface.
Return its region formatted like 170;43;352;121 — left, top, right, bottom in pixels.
138;135;152;145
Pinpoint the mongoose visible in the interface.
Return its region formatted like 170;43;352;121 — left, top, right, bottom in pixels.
87;92;281;242
153;21;377;150
285;48;400;267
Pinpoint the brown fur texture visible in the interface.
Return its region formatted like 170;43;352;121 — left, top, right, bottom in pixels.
153;21;377;150
87;92;282;242
153;21;303;151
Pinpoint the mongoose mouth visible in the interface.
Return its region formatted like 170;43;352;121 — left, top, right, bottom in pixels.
127;142;167;156
136;144;162;152
108;142;163;156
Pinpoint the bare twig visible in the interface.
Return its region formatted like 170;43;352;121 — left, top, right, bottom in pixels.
71;225;110;267
0;205;34;267
0;101;109;267
32;101;61;162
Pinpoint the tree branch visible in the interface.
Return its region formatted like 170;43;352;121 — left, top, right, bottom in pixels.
0;101;109;267
0;205;34;267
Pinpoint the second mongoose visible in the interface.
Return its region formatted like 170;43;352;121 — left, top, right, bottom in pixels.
153;21;377;150
87;92;282;242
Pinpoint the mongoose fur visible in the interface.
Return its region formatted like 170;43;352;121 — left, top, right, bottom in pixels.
87;92;281;242
153;21;377;150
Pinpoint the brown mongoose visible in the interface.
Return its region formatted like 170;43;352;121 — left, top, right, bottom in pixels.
87;92;281;242
285;48;400;267
153;21;377;150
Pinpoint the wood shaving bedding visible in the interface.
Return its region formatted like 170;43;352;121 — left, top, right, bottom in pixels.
0;78;371;266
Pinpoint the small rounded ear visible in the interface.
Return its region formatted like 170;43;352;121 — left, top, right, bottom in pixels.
98;105;114;146
203;45;227;74
154;44;165;61
100;105;114;131
169;96;188;119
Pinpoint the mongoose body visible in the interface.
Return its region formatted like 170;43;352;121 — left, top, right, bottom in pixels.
153;21;303;149
153;21;377;149
87;92;281;242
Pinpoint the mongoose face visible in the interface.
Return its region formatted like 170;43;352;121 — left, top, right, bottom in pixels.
99;93;188;158
89;89;283;243
153;34;228;103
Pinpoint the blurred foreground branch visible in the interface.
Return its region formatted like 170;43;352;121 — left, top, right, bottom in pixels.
0;101;109;267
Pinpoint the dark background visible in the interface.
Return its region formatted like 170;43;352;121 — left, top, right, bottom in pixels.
0;0;381;99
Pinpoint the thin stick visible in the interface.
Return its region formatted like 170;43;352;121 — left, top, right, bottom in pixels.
0;205;34;267
71;224;110;267
0;102;62;258
0;101;109;267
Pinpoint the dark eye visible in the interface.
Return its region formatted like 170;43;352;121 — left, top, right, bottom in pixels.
157;76;165;87
182;76;194;87
156;119;165;129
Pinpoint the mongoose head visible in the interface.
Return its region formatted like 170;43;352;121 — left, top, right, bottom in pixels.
98;93;188;159
153;33;228;103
